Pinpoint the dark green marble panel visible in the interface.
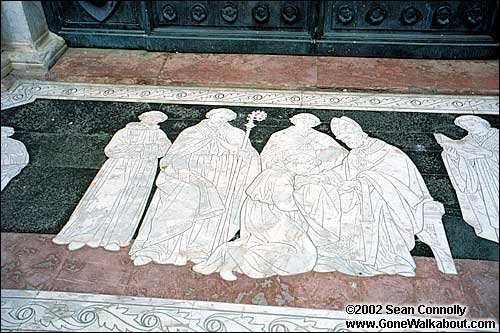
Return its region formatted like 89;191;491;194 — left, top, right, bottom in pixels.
441;215;499;261
1;99;497;262
1;201;76;234
13;132;110;169
1;100;152;135
369;132;443;152
1;166;97;205
407;151;448;176
424;174;460;209
342;110;403;133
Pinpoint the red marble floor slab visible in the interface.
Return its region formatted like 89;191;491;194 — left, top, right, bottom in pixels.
31;48;499;95
157;53;318;89
316;57;499;95
0;233;70;290
47;48;166;85
1;233;498;321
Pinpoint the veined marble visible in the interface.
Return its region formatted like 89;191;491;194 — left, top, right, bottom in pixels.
194;115;457;280
1;79;498;115
435;116;499;243
52;111;171;251
2;290;497;332
130;109;265;266
1;126;29;191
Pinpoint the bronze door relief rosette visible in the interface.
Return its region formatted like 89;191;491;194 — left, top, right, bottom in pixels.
253;4;270;23
400;6;422;26
191;3;207;23
282;3;299;24
337;5;355;25
162;4;177;22
221;3;238;23
366;5;386;25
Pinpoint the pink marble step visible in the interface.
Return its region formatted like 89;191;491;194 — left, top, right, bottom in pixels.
1;232;497;320
37;48;499;95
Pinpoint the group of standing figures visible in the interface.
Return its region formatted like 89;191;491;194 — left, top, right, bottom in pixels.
50;108;499;281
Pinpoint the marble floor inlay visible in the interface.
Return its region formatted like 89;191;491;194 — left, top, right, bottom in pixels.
1;127;29;192
1;78;498;331
1;290;497;332
1;80;498;114
435;116;499;243
52;111;171;252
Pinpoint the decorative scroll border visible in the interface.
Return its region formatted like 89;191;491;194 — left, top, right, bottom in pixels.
2;290;496;332
1;80;498;114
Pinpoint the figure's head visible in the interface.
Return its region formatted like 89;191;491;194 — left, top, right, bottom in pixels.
206;108;237;125
1;126;14;138
454;115;491;134
330;116;368;149
290;113;321;129
138;111;168;125
284;153;322;175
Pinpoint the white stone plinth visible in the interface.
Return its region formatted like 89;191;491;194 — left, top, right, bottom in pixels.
1;1;66;77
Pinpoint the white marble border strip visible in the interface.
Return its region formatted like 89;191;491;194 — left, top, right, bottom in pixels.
1;79;498;114
2;289;497;332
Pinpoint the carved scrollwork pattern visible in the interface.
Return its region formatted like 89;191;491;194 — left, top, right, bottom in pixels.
1;80;498;115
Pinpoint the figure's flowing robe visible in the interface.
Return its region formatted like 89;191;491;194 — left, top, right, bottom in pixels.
260;126;347;169
1;136;29;191
193;168;318;278
440;129;499;242
129;120;261;264
315;139;439;276
194;126;347;278
53;123;171;248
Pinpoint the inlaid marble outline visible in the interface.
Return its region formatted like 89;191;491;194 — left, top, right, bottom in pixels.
2;289;497;332
1;126;29;192
1;79;498;114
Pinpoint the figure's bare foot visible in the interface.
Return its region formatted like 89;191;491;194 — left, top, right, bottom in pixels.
219;270;238;281
68;242;85;251
104;243;120;252
133;256;152;266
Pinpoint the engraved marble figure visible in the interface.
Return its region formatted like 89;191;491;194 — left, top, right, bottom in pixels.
193;113;349;280
322;116;456;276
435;115;499;243
194;116;457;280
1;126;29;191
130;108;263;266
52;111;171;251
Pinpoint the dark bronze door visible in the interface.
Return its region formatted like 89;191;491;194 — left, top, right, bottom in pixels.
42;1;499;59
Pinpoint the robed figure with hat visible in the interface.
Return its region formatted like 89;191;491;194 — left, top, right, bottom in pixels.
53;111;171;251
130;108;262;266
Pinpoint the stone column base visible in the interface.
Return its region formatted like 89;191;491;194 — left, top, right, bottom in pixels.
2;31;67;78
1;52;13;79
